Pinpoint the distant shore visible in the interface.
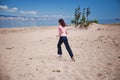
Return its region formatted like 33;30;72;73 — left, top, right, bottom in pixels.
101;23;120;26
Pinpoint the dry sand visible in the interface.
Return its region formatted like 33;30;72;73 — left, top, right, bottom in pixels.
0;23;120;80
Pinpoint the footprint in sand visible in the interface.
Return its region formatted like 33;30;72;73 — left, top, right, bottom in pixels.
5;75;11;80
118;56;120;59
36;69;38;71
29;58;32;60
97;73;103;77
6;47;15;50
52;70;61;72
107;63;112;66
26;63;29;66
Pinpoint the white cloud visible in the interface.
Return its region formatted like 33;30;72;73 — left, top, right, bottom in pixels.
0;5;37;15
8;7;18;12
0;5;17;12
20;11;37;15
0;5;8;10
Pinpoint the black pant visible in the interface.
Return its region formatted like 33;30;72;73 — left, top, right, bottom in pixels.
57;36;73;58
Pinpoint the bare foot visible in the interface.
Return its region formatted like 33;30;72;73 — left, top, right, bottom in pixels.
71;57;75;62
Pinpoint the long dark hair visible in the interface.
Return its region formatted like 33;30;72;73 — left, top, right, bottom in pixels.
58;19;66;27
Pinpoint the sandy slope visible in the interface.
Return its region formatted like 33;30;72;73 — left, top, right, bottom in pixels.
0;24;120;80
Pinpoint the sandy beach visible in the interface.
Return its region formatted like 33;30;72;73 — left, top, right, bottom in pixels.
0;23;120;80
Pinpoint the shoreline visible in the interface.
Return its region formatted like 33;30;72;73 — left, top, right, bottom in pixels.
0;26;57;34
0;23;120;29
0;23;120;28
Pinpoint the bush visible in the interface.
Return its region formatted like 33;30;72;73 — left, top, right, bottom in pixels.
71;20;75;24
89;19;98;23
80;19;98;28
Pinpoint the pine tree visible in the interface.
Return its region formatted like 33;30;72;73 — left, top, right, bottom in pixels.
81;8;86;23
86;8;91;21
71;6;81;27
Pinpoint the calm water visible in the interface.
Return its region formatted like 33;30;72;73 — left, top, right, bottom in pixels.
0;19;120;28
0;19;58;28
98;19;120;24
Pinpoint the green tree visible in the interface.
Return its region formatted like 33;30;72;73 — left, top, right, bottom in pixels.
81;8;86;23
71;6;81;27
86;8;91;21
71;7;94;28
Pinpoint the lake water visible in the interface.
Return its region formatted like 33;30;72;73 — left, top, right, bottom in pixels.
0;19;120;28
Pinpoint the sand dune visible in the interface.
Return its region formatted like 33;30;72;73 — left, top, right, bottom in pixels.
0;24;120;80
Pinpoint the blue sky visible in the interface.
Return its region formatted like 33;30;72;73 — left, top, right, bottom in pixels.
0;0;120;19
